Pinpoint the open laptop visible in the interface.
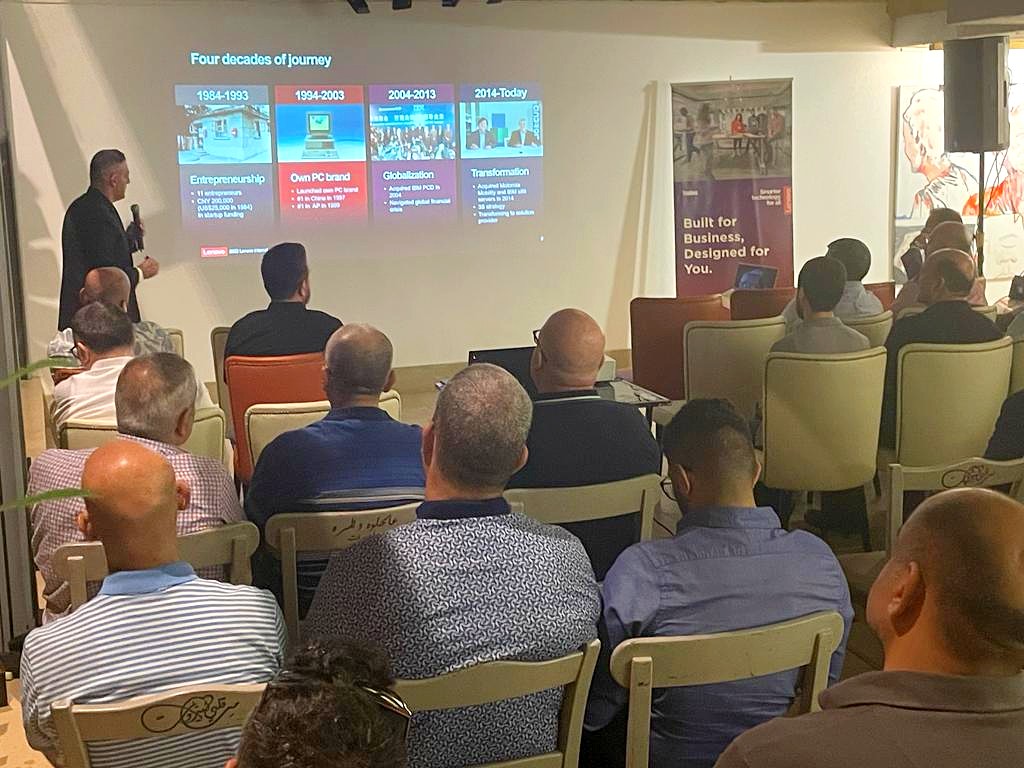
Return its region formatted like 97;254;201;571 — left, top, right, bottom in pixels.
466;347;538;397
734;263;779;290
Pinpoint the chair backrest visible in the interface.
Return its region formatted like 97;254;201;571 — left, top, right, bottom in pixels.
210;326;232;429
165;328;185;358
52;683;265;768
763;349;886;491
842;311;893;348
225;353;327;483
864;282;896;310
59;408;227;464
730;287;796;321
53;522;260;612
505;475;660;541
885;457;1024;558
395;639;601;768
609;612;845;768
1012;337;1024;395
245;391;403;468
684;317;786;420
264;504;421;644
896;338;1012;466
629;296;728;401
976;304;998;321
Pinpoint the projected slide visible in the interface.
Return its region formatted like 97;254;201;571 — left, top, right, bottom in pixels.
175;69;542;254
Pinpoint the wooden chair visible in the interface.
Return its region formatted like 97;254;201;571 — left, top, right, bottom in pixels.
730;287;796;321
224;353;327;483
52;683;265;768
842;311;893;348
864;282;896;310
629;296;728;401
53;522;260;612
264;504;421;644
505;475;660;542
610;612;845;768
395;639;600;768
165;328;185;358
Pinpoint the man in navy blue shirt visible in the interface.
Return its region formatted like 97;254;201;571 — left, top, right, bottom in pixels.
246;323;424;612
509;309;660;579
584;399;853;768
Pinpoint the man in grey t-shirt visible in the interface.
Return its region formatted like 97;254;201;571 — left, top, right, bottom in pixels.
772;257;870;355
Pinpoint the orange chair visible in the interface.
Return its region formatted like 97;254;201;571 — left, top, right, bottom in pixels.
225;353;327;483
864;282;896;311
730;287;797;321
629;296;728;401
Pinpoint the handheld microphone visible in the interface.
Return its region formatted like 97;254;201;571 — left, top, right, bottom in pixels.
130;204;144;251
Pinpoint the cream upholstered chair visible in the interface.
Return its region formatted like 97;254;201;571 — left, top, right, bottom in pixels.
683;317;786;420
52;683;265;768
395;639;600;768
610;612;845;768
165;328;185;358
210;326;232;434
505;475;660;541
1011;337;1024;395
245;391;403;467
842;312;893;348
762;349;886;548
53;522;260;612
265;503;421;644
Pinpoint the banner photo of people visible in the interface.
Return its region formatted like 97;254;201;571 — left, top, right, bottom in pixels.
671;78;794;296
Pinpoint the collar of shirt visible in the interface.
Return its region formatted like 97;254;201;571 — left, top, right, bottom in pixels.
821;670;1024;714
117;433;184;456
533;389;601;404
677;505;782;532
799;316;844;329
417;497;511;520
87;356;134;373
98;561;198;596
86;185;117;215
326;406;392;422
921;299;973;317
265;301;309;312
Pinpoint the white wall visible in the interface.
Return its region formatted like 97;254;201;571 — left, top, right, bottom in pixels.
2;0;944;381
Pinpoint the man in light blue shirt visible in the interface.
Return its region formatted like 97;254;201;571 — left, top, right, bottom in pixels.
584;399;853;768
782;238;883;332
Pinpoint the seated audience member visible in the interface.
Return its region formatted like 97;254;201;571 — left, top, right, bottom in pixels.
772;257;870;354
880;249;1002;448
31;353;242;621
715;488;1024;768
21;441;284;766
246;324;424;610
892;213;986;316
508;309;660;579
305;364;600;768
584;399;853;768
986;389;1024;461
51;302;213;429
48;266;174;358
224;242;342;360
781;239;883;331
228;638;409;768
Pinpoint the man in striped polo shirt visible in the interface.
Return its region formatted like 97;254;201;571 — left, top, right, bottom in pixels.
20;441;286;767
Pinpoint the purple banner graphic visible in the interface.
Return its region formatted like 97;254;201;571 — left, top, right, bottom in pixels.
372;161;456;220
461;157;542;225
671;79;793;296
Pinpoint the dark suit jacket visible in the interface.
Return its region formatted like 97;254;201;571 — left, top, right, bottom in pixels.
466;129;497;149
881;301;1003;448
986;390;1024;460
59;187;140;329
508;390;662;579
508;129;539;147
224;301;342;364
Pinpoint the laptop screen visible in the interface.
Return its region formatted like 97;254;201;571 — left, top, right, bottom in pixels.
734;264;779;290
467;347;538;398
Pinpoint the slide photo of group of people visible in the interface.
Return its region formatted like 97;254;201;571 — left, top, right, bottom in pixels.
459;100;543;159
672;80;791;182
369;103;457;161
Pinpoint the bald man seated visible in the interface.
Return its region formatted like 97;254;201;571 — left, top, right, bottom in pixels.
716;488;1024;768
47;266;174;358
508;309;660;580
31;353;242;622
20;441;285;767
892;216;986;317
880;248;1002;448
246;324;424;612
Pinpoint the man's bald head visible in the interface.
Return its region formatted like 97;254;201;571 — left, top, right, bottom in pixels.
919;248;976;303
80;267;130;310
80;441;184;571
869;488;1024;673
925;221;972;257
532;309;606;392
323;324;394;405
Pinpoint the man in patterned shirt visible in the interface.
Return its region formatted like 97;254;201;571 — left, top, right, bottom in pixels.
30;352;242;622
306;364;600;767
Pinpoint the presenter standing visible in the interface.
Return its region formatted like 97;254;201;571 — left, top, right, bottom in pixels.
58;149;159;329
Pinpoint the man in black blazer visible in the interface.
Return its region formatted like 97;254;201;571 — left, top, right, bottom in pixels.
59;150;159;329
508;309;661;579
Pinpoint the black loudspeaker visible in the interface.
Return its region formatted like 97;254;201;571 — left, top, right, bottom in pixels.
944;36;1009;154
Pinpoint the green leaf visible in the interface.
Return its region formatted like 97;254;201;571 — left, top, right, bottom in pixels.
0;488;90;512
0;358;75;390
